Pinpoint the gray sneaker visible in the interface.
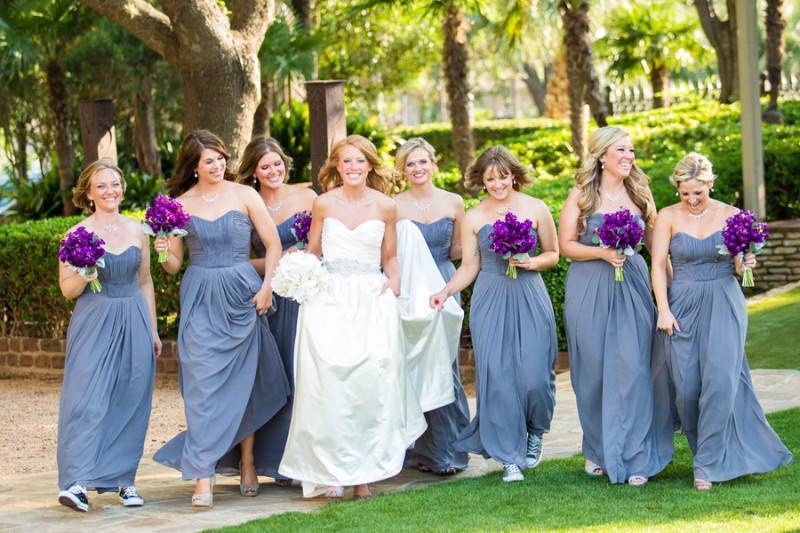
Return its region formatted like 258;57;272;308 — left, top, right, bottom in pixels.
526;433;543;469
502;463;524;482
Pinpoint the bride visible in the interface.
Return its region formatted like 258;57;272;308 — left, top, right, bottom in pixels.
277;135;427;499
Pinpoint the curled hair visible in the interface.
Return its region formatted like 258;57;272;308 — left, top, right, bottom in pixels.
670;152;715;187
317;135;395;194
394;137;437;173
574;126;656;234
166;130;234;197
464;145;532;192
72;159;125;212
236;136;294;190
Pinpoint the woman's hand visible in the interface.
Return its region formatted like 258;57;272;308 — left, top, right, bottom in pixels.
253;286;273;315
429;289;448;310
153;335;162;359
599;247;626;268
657;310;681;336
735;252;757;275
381;276;400;297
509;254;537;271
154;236;169;256
79;269;99;283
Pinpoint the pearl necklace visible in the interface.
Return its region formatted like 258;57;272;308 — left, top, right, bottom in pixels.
687;208;708;219
602;188;625;202
266;200;284;213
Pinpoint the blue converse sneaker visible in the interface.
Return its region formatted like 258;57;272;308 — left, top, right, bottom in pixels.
119;486;144;507
58;484;89;512
526;433;543;469
502;464;524;482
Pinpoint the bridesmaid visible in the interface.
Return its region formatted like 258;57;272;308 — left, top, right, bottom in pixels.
152;131;290;507
652;153;792;491
394;137;470;476
57;160;159;512
219;137;316;492
558;126;673;486
430;146;559;483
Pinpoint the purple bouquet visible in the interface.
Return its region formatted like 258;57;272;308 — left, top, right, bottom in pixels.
488;212;537;279
717;209;768;287
290;210;312;250
142;195;190;262
592;209;644;282
57;227;106;294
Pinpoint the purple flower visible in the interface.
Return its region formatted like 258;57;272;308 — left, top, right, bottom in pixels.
142;195;190;262
488;212;537;278
57;227;106;293
592;209;644;282
290;210;312;250
717;210;768;287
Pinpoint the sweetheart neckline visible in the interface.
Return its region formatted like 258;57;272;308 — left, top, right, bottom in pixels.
190;210;248;223
324;217;385;232
673;230;721;242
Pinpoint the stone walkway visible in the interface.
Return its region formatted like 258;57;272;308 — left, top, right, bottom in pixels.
1;369;798;532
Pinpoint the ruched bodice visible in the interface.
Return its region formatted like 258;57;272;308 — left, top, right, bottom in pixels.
412;218;454;265
85;246;140;298
477;225;539;278
579;212;645;250
186;210;251;267
322;218;384;270
670;232;733;282
251;217;298;258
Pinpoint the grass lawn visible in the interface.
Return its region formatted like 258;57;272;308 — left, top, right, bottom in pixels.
213;409;799;532
746;286;800;370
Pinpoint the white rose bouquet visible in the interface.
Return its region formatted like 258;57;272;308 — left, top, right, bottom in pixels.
271;251;330;304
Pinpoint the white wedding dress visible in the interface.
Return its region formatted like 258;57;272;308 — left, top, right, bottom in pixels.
278;217;428;497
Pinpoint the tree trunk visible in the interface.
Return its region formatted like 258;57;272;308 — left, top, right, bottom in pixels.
763;0;784;123
14;118;28;182
252;78;272;137
134;76;161;176
79;0;275;164
521;62;552;117
545;49;569;119
442;0;474;186
45;59;76;216
560;0;607;161
291;0;316;78
650;63;669;109
694;0;739;103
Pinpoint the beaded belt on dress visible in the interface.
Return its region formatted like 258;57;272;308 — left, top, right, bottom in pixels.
324;257;380;275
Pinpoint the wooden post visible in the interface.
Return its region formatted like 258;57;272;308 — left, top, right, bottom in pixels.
736;0;766;218
306;81;346;193
79;99;117;165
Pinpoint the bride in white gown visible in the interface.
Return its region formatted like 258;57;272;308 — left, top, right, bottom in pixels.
278;135;427;499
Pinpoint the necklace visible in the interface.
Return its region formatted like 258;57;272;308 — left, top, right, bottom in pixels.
687;208;708;219
495;204;513;216
602;188;625;202
100;223;120;233
201;191;221;204
413;199;432;212
266;199;284;213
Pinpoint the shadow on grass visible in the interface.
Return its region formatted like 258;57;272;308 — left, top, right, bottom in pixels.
211;409;798;532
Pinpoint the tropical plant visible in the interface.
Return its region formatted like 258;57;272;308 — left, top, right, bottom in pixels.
694;0;738;103
763;0;785;124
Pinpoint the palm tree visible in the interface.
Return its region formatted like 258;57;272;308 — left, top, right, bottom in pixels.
599;1;705;109
0;0;91;215
694;0;738;103
558;0;607;162
763;0;785;124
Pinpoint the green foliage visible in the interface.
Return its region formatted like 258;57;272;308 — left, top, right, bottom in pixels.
0;167;63;221
745;287;800;370
260;16;326;100
0;214;183;338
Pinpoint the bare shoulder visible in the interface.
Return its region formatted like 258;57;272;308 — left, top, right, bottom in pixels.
716;200;740;217
121;215;142;231
462;204;483;233
65;219;88;236
313;191;335;210
377;192;397;212
441;188;465;209
292;185;318;201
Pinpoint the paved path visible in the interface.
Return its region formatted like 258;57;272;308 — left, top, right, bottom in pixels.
1;369;798;532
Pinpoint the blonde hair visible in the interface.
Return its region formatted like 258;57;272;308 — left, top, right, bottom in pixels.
318;135;395;194
72;159;125;212
395;137;437;173
236;136;294;190
670;152;715;187
464;145;532;192
574;126;656;234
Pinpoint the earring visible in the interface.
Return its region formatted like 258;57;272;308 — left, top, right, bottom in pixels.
675;192;679;197
710;187;715;192
89;199;94;207
193;171;198;179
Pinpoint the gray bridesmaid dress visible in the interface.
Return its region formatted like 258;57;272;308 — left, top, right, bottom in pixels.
217;217;298;477
57;246;155;491
454;224;558;468
564;213;674;483
153;211;290;480
404;218;470;472
659;231;792;481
